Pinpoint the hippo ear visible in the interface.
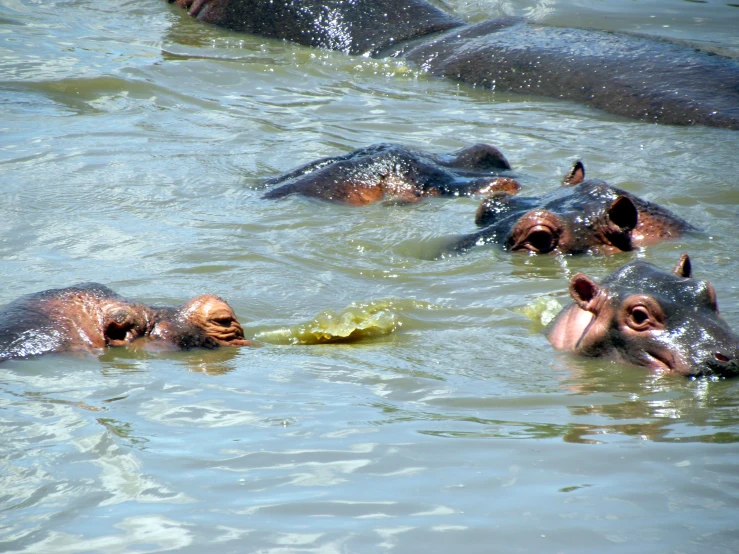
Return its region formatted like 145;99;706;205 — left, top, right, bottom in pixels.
563;161;585;186
103;309;140;346
569;273;602;314
448;144;511;171
673;253;692;278
608;196;638;232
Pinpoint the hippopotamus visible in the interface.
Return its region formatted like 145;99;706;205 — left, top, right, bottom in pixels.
546;254;739;377
0;283;250;362
167;0;739;129
449;162;696;255
262;143;520;205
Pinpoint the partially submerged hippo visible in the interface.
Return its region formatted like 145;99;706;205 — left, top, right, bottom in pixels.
0;283;249;362
450;163;695;255
168;0;739;129
546;255;739;377
262;143;520;205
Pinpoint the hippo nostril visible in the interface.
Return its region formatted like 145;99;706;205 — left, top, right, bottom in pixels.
714;352;731;363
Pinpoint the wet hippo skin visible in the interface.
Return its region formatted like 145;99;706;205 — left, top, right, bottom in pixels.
451;162;696;256
168;0;739;129
0;283;250;362
170;0;461;55
546;254;739;377
262;143;520;205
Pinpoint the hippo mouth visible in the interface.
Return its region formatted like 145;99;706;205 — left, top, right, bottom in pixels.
641;350;677;373
643;350;739;377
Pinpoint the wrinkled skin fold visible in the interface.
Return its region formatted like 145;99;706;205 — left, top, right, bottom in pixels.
167;0;739;129
546;254;739;377
261;143;520;205
0;283;249;362
449;162;696;256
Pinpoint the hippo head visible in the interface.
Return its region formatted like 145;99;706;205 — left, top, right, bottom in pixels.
474;181;638;255
547;254;739;377
149;295;250;349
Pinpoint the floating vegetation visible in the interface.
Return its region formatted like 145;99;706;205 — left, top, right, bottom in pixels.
519;296;563;327
256;298;436;345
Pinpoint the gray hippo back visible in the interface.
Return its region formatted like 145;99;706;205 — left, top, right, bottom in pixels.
169;0;739;129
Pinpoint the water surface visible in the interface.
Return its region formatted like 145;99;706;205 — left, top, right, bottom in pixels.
1;1;739;552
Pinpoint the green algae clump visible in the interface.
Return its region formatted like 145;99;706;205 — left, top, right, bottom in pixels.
256;299;414;345
519;296;563;327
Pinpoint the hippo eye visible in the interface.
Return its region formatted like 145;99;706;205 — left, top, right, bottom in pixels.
627;306;652;331
632;307;648;323
524;229;556;253
211;317;234;327
512;225;557;253
623;295;665;332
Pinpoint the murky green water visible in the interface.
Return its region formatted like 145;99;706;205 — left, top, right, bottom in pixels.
1;1;739;552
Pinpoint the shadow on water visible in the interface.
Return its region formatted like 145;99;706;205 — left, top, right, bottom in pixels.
98;343;245;376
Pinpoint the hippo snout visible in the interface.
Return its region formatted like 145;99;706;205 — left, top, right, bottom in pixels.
680;331;739;377
689;343;739;377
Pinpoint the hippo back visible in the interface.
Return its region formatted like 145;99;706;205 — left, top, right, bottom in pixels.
0;283;126;362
